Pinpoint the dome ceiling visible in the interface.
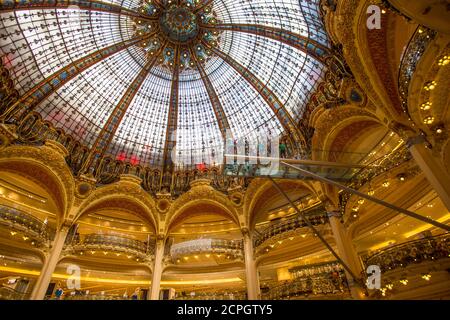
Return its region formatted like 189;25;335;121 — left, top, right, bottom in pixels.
0;0;329;169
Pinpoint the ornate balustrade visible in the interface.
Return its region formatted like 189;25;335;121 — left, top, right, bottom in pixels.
67;233;154;260
289;261;345;279
254;205;329;248
169;238;243;262
364;234;450;273
174;291;247;300
0;204;54;245
262;261;349;300
398;26;437;111
64;294;124;301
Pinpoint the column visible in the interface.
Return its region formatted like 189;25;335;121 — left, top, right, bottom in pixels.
327;210;366;300
242;231;259;300
407;137;450;211
149;238;165;300
30;226;69;300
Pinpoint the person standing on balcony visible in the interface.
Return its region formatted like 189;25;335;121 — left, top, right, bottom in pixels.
54;285;64;300
279;140;287;159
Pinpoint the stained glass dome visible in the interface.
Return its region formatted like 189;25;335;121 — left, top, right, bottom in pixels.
0;0;329;170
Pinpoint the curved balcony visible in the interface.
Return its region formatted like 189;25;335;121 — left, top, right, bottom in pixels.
174;291;247;300
0;204;55;245
170;239;243;262
67;234;153;260
364;234;450;273
262;261;349;300
254;206;329;248
64;294;124;301
398;26;437;110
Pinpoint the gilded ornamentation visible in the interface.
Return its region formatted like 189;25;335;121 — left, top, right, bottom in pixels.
0;142;75;220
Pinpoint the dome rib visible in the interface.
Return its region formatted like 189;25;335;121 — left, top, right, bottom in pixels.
189;46;230;141
162;45;181;175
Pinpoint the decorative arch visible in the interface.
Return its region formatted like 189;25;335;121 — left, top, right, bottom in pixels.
166;182;241;233
0;141;75;225
244;179;320;230
311;105;383;162
74;181;158;233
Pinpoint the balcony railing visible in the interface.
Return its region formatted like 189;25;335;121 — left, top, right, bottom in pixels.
364;234;450;273
174;291;247;300
67;233;154;259
254;205;329;248
0;204;55;244
64;294;124;301
169;238;243;262
398;26;437;111
262;261;349;300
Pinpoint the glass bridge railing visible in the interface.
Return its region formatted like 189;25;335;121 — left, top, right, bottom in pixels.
223;143;411;186
223;159;363;183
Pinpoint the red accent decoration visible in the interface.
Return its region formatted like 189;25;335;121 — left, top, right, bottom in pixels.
196;163;206;170
130;154;140;165
117;152;126;161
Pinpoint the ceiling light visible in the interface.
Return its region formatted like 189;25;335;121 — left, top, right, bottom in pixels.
421;273;431;281
382;181;390;188
423;116;435;125
420;102;432;110
423;81;437;91
438;55;449;66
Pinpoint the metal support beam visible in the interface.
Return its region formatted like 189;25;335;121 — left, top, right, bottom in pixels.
268;176;361;283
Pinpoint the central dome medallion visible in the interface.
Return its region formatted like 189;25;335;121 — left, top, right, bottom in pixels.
159;6;199;43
